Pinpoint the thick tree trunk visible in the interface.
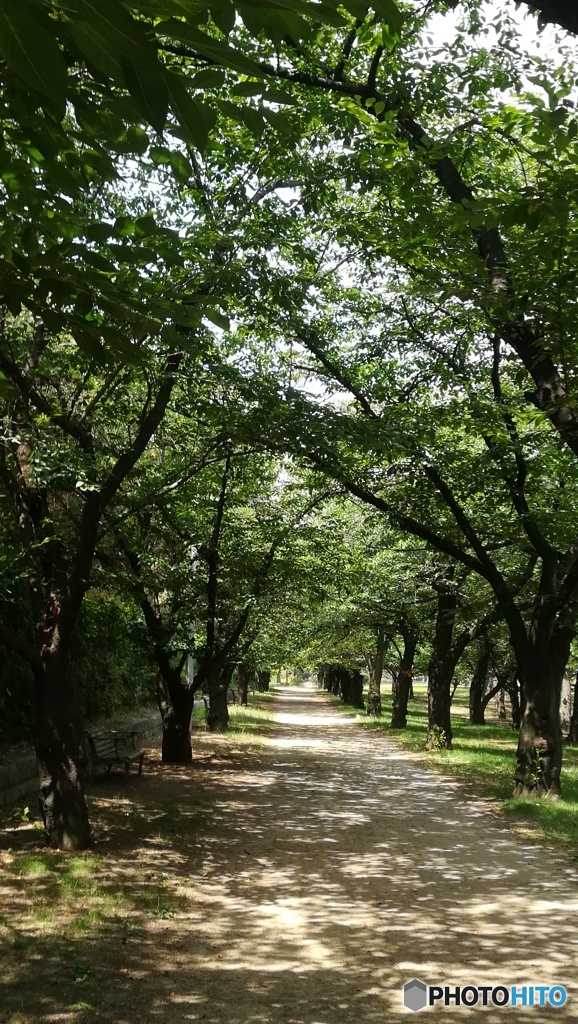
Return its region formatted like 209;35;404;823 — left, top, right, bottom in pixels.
427;587;457;749
207;665;233;732
257;670;271;693
391;631;418;729
237;664;252;706
469;642;491;725
366;629;386;717
342;668;364;708
568;671;578;743
156;665;194;763
35;643;91;851
514;624;573;798
427;657;454;749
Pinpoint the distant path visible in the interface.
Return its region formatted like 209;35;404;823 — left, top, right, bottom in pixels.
2;686;578;1023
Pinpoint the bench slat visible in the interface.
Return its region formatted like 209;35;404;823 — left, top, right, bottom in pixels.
83;729;145;777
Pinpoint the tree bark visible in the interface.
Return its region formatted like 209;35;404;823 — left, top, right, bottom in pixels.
237;663;252;706
427;586;457;749
509;678;522;730
495;689;507;720
469;641;491;725
206;664;233;732
366;629;386;717
156;664;194;763
35;640;91;851
560;674;572;733
568;671;578;743
257;669;271;693
514;622;573;798
391;628;418;729
342;668;364;708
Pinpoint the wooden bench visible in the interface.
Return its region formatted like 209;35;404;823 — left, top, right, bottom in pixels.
193;695;209;716
192;689;238;717
83;728;145;778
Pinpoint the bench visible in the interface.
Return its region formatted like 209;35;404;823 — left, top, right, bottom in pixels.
193;695;209;716
192;689;238;717
83;728;145;778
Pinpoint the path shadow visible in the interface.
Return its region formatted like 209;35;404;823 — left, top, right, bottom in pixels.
1;687;577;1023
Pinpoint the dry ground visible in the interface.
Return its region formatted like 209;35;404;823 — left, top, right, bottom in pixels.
1;687;577;1023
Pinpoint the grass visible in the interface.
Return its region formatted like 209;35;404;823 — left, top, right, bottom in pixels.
227;701;276;738
336;686;578;854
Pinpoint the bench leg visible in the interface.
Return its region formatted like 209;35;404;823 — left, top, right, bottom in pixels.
138;753;144;776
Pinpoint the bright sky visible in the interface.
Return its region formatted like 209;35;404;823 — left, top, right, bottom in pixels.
430;0;576;63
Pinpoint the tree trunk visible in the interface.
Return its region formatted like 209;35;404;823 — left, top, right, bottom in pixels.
568;671;578;743
35;642;91;851
391;631;418;729
257;669;271;693
156;665;194;763
514;624;573;798
344;669;364;708
509;678;521;730
366;629;386;717
427;657;454;749
469;642;491;725
237;664;252;706
495;688;507;720
560;675;572;732
207;665;233;732
427;587;457;749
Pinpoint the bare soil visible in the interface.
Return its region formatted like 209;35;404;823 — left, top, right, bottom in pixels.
1;687;577;1023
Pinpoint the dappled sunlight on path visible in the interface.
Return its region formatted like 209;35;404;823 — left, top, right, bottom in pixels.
1;686;577;1023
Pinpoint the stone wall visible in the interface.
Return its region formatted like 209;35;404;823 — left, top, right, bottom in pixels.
0;713;162;809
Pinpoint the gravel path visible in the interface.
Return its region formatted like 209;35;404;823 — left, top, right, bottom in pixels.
2;686;578;1023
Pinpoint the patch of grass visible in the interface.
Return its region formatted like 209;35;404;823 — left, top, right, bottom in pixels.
335;688;578;852
227;702;276;737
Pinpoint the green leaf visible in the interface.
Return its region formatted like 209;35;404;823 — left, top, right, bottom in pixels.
161;323;186;346
203;307;230;330
238;0;346;27
262;88;295;105
66;21;123;81
61;0;158;69
169;151;192;182
168;73;217;152
156;19;267;78
189;68;228;89
210;1;235;34
371;0;402;32
0;0;68;110
219;100;265;136
230;81;264;97
121;58;168;133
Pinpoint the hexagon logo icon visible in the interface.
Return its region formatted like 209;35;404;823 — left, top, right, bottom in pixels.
404;978;428;1012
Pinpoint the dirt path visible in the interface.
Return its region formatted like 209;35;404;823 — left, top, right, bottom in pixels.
2;687;578;1023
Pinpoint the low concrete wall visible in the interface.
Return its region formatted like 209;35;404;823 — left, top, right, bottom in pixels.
0;712;162;809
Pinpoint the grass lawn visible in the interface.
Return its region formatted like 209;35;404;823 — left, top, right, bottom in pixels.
337;685;578;855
